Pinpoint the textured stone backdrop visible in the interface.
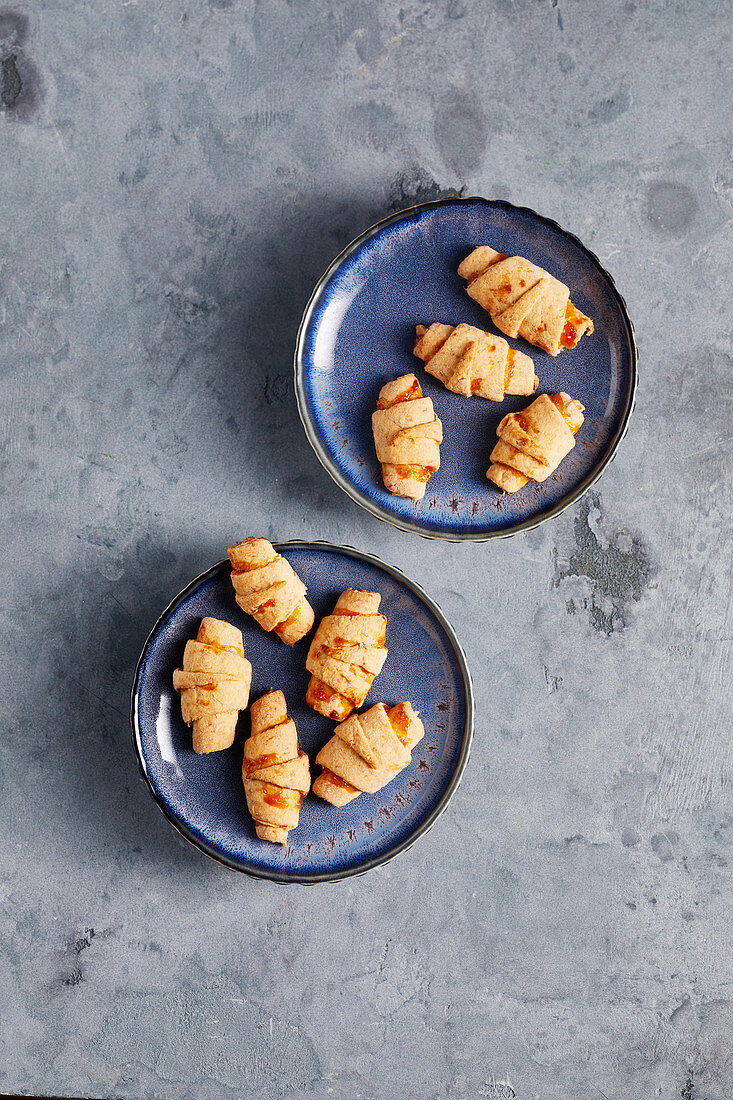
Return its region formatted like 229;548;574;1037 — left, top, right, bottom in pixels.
0;2;731;1098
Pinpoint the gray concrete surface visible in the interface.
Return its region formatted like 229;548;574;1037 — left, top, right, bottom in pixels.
1;2;731;1098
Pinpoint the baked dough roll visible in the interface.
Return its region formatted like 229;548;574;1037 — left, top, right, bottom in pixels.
173;617;252;753
242;690;308;844
313;702;425;807
372;374;442;500
487;392;585;493
242;690;310;845
305;589;388;722
414;322;537;400
228;537;314;646
458;247;594;356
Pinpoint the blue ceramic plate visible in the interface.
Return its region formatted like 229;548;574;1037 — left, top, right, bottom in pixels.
131;542;473;883
295;197;637;541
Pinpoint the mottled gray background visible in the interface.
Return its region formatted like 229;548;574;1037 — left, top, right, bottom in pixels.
1;2;730;1098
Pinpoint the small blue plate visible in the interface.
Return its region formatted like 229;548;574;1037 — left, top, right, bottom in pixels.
131;542;473;883
295;197;637;541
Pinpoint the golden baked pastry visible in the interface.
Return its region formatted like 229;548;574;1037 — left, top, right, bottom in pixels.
228;537;314;646
305;589;388;722
372;373;442;500
487;392;585;493
173;617;252;753
414;322;537;400
312;702;425;807
242;690;310;845
458;247;594;356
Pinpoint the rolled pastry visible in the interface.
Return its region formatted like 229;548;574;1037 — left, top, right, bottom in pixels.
414;322;537;400
305;589;388;722
242;690;310;845
173;617;252;753
372;373;442;500
312;702;425;807
487;392;585;493
458;247;594;356
228;537;315;646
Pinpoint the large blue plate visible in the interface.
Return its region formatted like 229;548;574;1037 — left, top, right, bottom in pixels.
131;542;473;883
295;198;637;541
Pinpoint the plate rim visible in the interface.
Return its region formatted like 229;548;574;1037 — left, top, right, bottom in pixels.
293;195;639;542
130;539;475;885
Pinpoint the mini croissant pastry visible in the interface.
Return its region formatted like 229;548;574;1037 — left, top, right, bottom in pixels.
487;392;585;493
372;374;442;500
242;690;310;845
313;702;425;807
228;537;315;646
414;322;538;400
173;617;252;753
305;589;388;722
458;247;594;356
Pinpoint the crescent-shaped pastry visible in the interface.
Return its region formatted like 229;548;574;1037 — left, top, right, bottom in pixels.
487;392;585;493
414;322;538;400
458;247;594;356
228;537;315;646
173;617;252;753
305;589;388;722
312;702;425;807
372;373;442;500
242;690;310;845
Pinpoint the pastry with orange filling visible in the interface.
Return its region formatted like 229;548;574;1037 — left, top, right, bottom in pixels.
458;247;594;356
228;537;314;646
242;690;310;845
372;373;442;500
487;392;585;493
313;701;424;807
414;322;538;400
305;589;388;722
173;617;252;753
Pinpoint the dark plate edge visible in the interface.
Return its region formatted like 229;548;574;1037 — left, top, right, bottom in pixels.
293;195;639;542
129;540;475;885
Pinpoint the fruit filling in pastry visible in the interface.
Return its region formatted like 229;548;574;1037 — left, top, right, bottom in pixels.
414;322;538;400
486;392;585;493
173;617;252;753
228;537;315;646
372;373;442;500
458;246;594;356
242;690;310;845
305;589;388;721
312;701;425;807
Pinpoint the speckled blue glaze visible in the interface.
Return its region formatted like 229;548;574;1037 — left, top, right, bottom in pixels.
295;198;637;540
131;543;473;883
